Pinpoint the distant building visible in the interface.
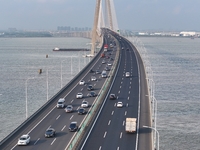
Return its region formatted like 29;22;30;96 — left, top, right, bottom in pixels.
180;31;196;37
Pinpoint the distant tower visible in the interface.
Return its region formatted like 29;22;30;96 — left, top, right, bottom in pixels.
91;0;101;56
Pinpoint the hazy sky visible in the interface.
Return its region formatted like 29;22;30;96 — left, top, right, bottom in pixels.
0;0;199;31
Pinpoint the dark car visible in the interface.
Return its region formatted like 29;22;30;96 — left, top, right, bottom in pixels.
87;91;97;97
89;69;94;73
105;67;110;71
78;108;87;115
69;122;78;132
45;128;56;138
87;85;93;91
109;94;116;100
95;70;101;74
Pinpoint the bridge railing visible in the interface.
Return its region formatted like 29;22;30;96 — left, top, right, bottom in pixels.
0;37;104;148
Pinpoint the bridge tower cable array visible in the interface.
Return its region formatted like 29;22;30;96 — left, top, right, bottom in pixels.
91;0;119;55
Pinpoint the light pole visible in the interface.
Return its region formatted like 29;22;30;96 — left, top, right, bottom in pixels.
25;77;35;119
143;126;159;150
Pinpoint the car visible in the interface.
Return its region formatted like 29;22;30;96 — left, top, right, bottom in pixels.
79;80;85;85
56;98;65;108
17;134;30;145
102;60;106;64
117;102;123;108
65;105;73;113
91;76;97;81
81;100;89;108
76;93;83;99
89;69;94;73
109;94;116;100
87;85;93;91
107;63;112;66
125;72;130;77
95;70;101;74
105;66;110;71
69;122;78;132
78;108;87;115
45;128;56;138
87;91;97;97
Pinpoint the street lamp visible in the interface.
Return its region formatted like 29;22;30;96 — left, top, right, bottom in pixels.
25;77;35;119
143;125;159;150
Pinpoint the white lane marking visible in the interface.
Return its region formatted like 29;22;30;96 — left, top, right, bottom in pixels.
121;81;123;84
125;111;127;116
130;81;132;84
48;125;51;129
129;91;131;94
129;86;131;89
108;120;111;125
34;138;40;145
51;138;56;145
99;146;102;150
120;86;122;88
71;99;74;103
127;97;130;100
123;120;125;126
111;111;114;115
94;83;96;86
126;103;129;107
70;115;74;120
117;147;120;150
118;90;120;94
103;132;107;138
77;107;80;110
120;132;123;138
81;88;83;91
61;125;66;131
56;115;60;120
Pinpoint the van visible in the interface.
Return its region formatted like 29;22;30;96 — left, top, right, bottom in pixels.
57;98;65;108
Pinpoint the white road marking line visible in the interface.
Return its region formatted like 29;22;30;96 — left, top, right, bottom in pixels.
120;132;123;138
125;111;127;116
56;115;60;120
128;97;130;100
34;138;40;145
118;91;120;94
123;120;125;126
111;111;114;115
51;138;56;145
103;132;107;138
108;120;111;125
71;99;74;103
126;103;129;107
61;125;66;131
70;115;74;120
99;146;102;150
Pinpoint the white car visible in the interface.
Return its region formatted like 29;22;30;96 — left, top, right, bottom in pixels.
76;93;83;99
65;105;73;113
117;102;123;108
91;76;97;81
17;134;30;146
125;72;130;77
79;80;85;85
81;101;89;108
107;63;112;66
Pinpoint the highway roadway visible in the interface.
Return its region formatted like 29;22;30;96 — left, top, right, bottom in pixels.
79;32;152;150
0;33;118;150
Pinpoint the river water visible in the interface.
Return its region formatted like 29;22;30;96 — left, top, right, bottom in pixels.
0;36;200;149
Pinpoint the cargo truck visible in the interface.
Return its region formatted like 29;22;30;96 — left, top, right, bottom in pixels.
125;118;137;133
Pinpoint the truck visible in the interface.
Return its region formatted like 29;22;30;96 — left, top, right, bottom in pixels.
125;118;137;133
104;44;108;52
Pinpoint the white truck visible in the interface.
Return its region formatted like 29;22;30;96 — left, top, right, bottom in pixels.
125;118;137;133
